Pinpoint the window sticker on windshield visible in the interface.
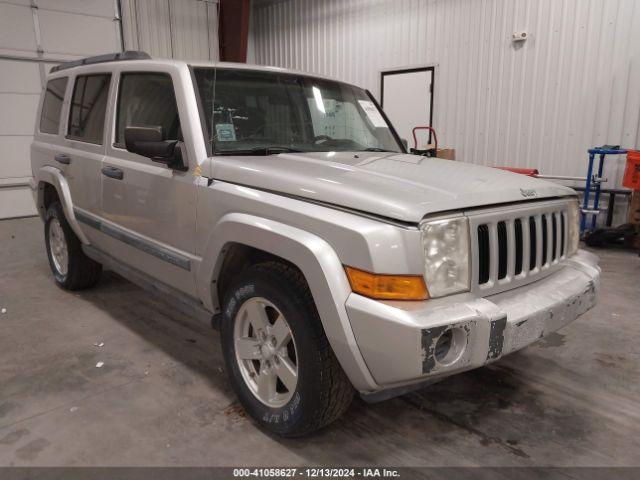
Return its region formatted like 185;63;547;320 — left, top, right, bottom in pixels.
357;100;387;128
216;123;236;142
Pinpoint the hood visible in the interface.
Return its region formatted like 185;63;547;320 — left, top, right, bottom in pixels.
210;151;575;223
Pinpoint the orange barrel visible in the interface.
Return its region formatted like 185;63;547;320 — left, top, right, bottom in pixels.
623;150;640;190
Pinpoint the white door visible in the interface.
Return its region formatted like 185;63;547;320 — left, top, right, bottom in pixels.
0;0;121;219
381;67;434;150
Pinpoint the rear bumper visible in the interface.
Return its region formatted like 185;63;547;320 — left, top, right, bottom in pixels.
347;250;600;395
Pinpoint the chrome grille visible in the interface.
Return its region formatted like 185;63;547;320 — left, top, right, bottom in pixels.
470;199;570;296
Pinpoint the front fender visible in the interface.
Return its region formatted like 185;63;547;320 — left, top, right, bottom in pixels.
196;212;378;392
35;166;89;245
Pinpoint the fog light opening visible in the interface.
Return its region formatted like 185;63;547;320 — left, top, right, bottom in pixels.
434;327;466;366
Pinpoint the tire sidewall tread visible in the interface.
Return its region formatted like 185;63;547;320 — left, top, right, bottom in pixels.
220;261;353;436
44;202;101;290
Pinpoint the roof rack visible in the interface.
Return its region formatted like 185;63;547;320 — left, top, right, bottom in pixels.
50;51;151;73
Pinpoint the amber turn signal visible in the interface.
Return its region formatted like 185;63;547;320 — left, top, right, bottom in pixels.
344;266;429;301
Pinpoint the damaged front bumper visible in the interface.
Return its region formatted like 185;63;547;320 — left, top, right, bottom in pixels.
347;250;600;400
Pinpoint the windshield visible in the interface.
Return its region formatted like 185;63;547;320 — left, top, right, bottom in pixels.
193;68;402;155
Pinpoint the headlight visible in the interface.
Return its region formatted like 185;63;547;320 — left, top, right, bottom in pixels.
421;216;470;297
567;198;580;257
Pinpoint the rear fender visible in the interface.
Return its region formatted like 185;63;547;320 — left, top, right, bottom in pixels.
36;166;89;245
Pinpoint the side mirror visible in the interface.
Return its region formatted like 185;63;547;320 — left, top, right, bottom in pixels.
124;126;187;171
401;138;409;151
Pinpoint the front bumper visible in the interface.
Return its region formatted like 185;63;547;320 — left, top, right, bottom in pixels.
347;250;600;394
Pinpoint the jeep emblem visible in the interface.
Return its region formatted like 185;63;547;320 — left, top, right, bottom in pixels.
520;188;537;198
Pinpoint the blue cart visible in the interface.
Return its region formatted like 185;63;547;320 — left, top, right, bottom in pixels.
580;147;628;235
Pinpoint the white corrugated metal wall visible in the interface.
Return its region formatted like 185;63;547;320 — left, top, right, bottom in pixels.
250;0;640;188
120;0;220;60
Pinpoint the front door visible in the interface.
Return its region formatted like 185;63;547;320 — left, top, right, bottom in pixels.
101;70;198;297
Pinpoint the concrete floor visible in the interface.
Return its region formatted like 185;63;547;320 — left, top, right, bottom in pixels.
0;216;639;467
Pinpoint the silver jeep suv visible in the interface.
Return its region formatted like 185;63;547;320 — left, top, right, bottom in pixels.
31;51;600;436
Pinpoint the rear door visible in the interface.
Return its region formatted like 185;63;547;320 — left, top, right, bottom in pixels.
32;71;111;249
64;73;111;219
100;68;198;297
31;75;70;204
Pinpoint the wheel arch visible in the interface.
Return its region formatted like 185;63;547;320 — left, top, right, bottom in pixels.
196;213;378;392
35;166;89;244
214;242;301;308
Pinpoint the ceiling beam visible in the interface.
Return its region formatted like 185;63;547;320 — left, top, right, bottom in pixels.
219;0;251;62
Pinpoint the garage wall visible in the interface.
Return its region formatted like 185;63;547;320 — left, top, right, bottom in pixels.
0;0;220;219
249;0;640;187
120;0;220;61
0;0;122;219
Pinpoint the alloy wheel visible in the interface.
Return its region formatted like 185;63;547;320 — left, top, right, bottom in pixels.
233;297;298;408
48;218;68;276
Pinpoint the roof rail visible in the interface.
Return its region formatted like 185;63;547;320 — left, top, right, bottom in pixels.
50;51;151;73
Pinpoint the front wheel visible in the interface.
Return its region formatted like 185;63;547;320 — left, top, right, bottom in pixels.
220;262;354;436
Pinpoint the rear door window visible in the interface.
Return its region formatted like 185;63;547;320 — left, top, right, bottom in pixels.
115;72;180;147
67;74;111;144
39;77;68;135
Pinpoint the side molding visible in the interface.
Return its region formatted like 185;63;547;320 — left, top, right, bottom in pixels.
36;166;89;244
196;213;379;392
74;208;192;271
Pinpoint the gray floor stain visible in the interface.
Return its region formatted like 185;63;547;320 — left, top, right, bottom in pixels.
537;332;566;348
0;402;17;418
193;402;219;427
0;429;29;446
594;352;627;369
15;438;51;461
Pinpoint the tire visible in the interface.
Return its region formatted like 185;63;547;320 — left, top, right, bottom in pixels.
220;261;354;436
44;201;101;290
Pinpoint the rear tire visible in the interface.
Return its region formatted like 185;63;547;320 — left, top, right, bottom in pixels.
45;202;101;290
220;261;354;436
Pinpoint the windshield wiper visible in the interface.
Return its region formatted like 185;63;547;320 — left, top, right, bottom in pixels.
215;146;304;156
361;147;395;152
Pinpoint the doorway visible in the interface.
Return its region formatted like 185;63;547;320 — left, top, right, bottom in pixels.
380;67;434;149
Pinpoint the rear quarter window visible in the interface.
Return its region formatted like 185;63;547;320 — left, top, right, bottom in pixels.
39;77;68;135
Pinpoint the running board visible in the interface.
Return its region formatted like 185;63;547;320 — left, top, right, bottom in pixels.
82;245;217;329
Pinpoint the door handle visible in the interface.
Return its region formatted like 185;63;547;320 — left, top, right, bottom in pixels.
101;166;124;180
54;153;71;165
